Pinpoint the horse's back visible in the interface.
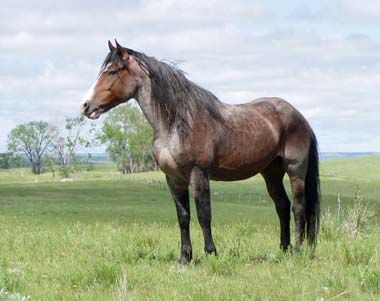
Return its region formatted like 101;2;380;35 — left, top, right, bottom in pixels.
224;96;310;142
243;97;306;123
210;97;312;181
244;97;312;141
247;97;313;171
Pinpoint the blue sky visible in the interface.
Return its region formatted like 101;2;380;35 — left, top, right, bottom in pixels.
0;0;379;152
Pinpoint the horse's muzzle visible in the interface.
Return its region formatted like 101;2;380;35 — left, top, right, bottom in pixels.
81;100;101;119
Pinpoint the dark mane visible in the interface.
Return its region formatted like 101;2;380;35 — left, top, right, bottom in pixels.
102;48;225;134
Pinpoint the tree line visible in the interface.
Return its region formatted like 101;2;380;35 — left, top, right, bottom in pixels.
1;103;154;176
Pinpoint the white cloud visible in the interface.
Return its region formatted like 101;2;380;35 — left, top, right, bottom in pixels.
288;0;380;24
0;0;379;152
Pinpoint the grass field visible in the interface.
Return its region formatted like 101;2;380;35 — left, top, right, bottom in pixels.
0;157;379;300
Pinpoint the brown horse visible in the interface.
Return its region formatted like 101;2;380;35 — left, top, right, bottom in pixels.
81;40;320;264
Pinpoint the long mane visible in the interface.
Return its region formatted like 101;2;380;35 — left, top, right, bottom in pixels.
102;48;225;135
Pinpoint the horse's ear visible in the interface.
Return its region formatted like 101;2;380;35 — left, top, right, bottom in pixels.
115;39;129;60
115;39;122;49
108;40;115;52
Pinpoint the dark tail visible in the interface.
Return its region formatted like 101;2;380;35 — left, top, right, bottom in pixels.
305;132;320;246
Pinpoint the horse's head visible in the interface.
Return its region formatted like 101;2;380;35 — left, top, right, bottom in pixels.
81;40;143;119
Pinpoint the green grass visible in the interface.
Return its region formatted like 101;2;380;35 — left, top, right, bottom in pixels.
0;156;379;300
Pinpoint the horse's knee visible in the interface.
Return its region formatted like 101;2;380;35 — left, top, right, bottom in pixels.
178;212;190;228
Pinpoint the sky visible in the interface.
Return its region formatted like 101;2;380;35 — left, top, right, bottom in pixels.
0;0;379;152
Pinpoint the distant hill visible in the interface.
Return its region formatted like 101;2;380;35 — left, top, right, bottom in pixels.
79;152;380;163
76;153;110;163
2;152;379;170
320;152;380;160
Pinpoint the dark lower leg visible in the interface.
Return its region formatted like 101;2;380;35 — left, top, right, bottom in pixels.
275;200;291;251
293;202;306;251
291;177;306;251
191;167;217;255
166;176;192;264
177;196;192;263
263;170;291;251
196;199;216;254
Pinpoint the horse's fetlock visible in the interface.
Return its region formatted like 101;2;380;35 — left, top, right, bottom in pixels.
205;244;217;255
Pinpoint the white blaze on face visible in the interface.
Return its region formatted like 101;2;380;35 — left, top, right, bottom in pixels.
81;63;111;111
81;77;99;109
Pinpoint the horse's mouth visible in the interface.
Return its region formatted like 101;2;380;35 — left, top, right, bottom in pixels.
87;107;105;119
88;108;100;119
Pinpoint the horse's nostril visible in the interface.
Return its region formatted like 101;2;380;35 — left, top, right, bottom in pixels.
81;101;90;113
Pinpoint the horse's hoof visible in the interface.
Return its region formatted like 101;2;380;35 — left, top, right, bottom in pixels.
293;244;302;252
281;244;292;253
205;246;217;256
178;255;191;265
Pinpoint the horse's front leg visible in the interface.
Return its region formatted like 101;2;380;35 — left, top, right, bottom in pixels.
166;175;192;264
190;167;217;255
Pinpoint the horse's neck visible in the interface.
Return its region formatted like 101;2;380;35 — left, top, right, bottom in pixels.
135;82;167;137
135;78;226;143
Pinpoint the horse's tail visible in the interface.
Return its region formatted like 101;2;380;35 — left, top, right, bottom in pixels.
305;131;320;246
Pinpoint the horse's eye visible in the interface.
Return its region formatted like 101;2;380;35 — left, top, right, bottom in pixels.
108;70;117;75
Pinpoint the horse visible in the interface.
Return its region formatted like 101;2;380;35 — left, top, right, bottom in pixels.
81;40;320;264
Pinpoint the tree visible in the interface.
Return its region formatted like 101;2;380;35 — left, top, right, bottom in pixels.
97;103;153;173
0;152;24;169
52;115;89;169
7;121;56;174
126;105;155;172
44;155;56;178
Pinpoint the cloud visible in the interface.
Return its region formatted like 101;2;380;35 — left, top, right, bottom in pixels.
288;0;380;24
0;0;379;152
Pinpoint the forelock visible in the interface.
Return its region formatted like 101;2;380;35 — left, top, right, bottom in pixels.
100;50;125;73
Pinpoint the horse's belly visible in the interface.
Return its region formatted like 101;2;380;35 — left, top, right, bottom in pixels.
211;168;259;181
210;150;277;181
211;160;270;181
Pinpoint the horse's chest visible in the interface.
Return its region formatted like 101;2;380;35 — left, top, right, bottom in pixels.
154;147;178;174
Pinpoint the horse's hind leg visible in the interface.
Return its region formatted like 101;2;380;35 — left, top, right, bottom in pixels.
285;130;320;251
287;160;308;251
262;158;291;251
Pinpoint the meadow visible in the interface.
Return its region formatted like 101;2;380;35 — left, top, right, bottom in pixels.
0;156;379;300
